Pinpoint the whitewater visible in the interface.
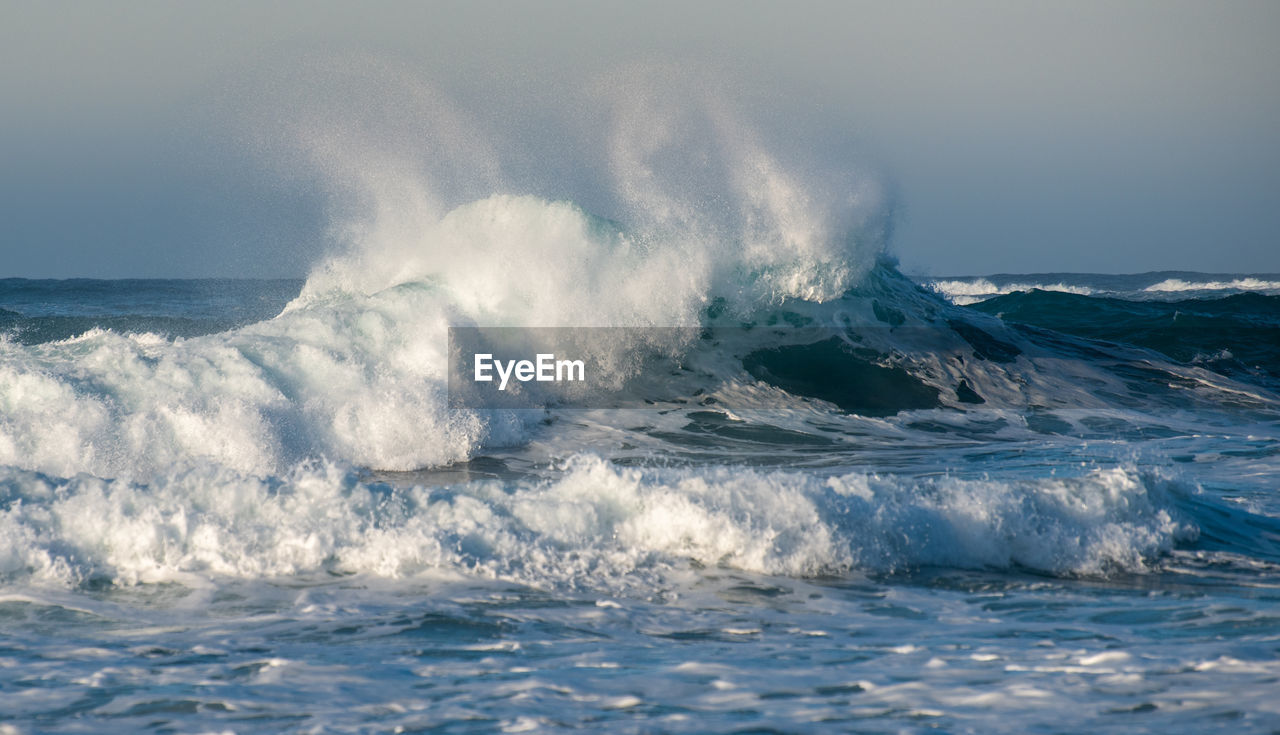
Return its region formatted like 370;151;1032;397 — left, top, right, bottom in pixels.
3;69;1280;734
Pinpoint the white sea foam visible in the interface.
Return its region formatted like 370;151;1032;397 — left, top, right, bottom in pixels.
0;284;497;477
0;457;1193;588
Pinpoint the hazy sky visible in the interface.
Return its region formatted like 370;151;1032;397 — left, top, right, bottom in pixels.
3;1;1278;278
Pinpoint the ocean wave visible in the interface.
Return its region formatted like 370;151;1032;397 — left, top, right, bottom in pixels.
1144;277;1280;293
968;289;1280;387
0;65;898;480
6;63;1272;484
927;278;1095;305
0;456;1198;589
4;243;1274;482
0;188;889;480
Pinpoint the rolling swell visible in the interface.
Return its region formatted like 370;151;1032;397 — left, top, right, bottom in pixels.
970;289;1280;387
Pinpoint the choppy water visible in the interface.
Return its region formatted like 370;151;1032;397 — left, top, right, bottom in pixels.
3;255;1280;733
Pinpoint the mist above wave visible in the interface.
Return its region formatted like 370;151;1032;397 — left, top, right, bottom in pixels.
275;61;890;317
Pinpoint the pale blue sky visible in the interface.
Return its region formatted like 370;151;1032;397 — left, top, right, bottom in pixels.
2;1;1278;277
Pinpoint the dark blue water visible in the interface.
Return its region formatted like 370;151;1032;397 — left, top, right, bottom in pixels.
0;278;301;344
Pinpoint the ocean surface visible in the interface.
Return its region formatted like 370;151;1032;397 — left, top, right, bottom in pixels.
3;237;1280;732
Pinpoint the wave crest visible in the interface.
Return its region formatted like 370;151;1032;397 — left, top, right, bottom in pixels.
0;457;1196;589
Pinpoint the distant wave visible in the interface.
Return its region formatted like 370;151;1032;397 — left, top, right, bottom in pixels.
930;274;1280;305
927;278;1095;305
1144;277;1280;293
